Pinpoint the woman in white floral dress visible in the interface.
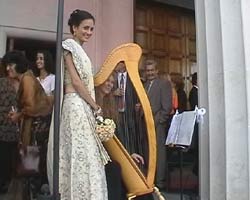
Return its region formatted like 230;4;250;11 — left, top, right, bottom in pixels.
48;9;110;200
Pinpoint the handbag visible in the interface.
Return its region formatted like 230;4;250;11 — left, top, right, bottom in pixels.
16;143;40;177
16;127;41;177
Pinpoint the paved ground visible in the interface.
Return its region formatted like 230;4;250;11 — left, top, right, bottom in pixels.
163;192;198;200
153;191;198;200
1;188;199;200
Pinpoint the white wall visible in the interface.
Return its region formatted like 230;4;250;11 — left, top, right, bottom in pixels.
0;0;59;40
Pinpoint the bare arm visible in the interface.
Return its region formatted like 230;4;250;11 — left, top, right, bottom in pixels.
64;52;99;111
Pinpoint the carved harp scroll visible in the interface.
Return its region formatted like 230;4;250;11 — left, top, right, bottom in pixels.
94;43;157;197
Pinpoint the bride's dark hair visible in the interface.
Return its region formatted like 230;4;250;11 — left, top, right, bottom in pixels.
68;9;95;34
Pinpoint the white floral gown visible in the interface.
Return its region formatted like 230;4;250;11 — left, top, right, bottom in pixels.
49;39;110;200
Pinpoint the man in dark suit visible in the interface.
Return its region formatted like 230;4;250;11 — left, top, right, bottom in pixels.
144;59;172;189
189;72;199;177
113;61;139;154
189;72;198;110
100;61;162;199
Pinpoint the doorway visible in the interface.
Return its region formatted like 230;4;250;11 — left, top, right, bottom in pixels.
134;0;198;198
7;37;56;75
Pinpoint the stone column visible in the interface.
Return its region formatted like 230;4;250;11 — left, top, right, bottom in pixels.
195;0;250;199
241;0;250;194
0;27;7;58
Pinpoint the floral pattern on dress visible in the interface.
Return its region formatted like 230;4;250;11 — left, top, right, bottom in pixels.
0;78;18;142
62;39;95;99
59;93;108;200
56;39;110;200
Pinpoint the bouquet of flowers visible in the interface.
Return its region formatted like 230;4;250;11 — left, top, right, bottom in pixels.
95;116;116;142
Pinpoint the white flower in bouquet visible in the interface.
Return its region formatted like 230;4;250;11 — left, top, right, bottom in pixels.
103;119;112;125
95;117;116;142
96;116;104;123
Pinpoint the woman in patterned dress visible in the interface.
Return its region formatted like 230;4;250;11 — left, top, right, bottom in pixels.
47;9;110;200
0;75;18;193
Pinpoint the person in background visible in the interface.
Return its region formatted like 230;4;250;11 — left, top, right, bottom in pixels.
47;9;109;200
159;72;178;114
158;72;178;140
35;50;55;99
189;72;199;178
139;68;147;83
0;58;5;77
0;66;19;194
171;72;187;113
3;50;52;147
2;50;52;200
31;50;55;196
113;61;148;174
95;74;145;164
95;74;151;200
144;59;172;190
189;72;198;110
95;74;118;123
113;61;138;154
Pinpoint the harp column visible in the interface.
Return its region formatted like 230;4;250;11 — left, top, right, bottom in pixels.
196;0;250;200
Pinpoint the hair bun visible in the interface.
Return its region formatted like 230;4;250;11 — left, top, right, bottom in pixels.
68;9;80;26
73;9;80;14
71;9;80;18
68;9;95;34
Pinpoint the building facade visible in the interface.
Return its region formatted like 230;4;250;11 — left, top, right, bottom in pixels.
0;0;134;71
1;0;250;199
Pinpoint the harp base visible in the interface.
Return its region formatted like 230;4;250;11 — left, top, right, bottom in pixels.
127;195;137;200
126;187;166;200
126;187;155;200
154;187;166;200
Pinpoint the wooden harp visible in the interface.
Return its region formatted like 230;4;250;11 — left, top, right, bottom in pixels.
94;43;164;199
